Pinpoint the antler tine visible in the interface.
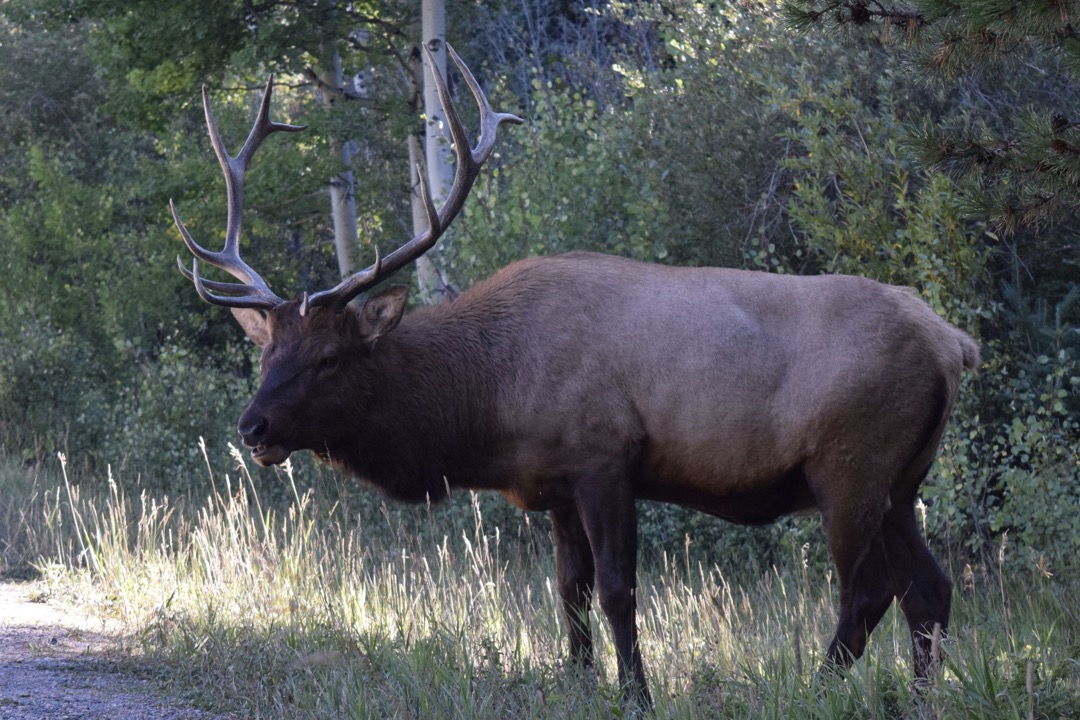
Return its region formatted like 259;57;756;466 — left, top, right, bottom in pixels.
174;76;306;310
416;165;442;239
307;43;523;312
302;170;431;309
175;255;284;309
445;44;525;172
237;76;308;166
171;200;278;305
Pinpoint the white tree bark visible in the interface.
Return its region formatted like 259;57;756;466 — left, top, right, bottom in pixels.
412;0;454;302
315;47;359;279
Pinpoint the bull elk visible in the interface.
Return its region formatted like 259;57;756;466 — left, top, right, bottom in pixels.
172;45;980;706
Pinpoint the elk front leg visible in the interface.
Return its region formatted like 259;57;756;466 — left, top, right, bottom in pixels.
551;504;596;668
573;464;651;708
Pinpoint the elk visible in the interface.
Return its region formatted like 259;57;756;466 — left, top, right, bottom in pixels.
172;45;980;706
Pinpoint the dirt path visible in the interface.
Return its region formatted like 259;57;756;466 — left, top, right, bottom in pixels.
0;581;232;720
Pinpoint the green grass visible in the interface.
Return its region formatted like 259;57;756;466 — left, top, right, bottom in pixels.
3;447;1078;718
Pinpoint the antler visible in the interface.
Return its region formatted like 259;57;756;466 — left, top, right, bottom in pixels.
305;43;524;311
171;76;306;309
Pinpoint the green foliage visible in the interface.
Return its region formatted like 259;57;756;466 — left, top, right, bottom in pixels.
783;1;1080;77
0;14;283;484
761;56;989;323
449;78;673;282
25;0;396;129
107;339;257;488
612;1;794;269
784;0;1080;251
0;313;111;462
0;121;260;477
932;285;1080;566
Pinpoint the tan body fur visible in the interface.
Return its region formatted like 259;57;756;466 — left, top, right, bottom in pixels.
442;254;976;520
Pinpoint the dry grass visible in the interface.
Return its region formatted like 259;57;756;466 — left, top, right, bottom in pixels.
2;447;1078;718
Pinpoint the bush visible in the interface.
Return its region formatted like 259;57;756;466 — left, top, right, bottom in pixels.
448;77;674;283
930;307;1080;569
106;337;257;490
0;313;112;463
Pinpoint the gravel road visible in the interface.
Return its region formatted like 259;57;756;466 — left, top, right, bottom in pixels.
0;581;233;720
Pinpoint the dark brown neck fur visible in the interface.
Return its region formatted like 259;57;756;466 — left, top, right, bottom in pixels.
322;300;514;503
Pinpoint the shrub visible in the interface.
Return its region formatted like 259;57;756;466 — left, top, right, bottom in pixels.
0;313;112;463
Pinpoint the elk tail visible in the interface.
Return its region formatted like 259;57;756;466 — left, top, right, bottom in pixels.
957;331;981;371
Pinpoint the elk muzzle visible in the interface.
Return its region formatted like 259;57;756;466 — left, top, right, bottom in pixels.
237;407;291;466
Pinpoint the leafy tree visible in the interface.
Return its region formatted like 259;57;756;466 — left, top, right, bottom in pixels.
0;14;245;473
22;0;469;286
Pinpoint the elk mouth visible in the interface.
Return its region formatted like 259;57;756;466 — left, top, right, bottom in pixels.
250;443;292;467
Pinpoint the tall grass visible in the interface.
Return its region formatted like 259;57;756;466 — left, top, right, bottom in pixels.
3;447;1078;718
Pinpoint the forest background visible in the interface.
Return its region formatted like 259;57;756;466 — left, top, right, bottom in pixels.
1;0;1078;574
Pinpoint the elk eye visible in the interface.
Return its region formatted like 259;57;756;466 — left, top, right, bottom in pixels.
318;354;339;372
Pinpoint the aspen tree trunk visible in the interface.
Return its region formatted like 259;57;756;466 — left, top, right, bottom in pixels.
412;0;455;301
315;46;359;279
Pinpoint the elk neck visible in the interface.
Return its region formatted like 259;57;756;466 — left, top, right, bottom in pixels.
323;299;515;503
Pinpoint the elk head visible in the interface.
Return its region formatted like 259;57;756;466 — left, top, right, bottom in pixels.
171;45;522;466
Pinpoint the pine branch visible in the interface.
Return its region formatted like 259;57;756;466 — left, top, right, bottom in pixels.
783;1;926;33
786;0;1080;233
785;0;1080;78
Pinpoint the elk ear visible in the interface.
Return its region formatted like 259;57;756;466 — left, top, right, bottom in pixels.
231;308;271;348
358;286;408;343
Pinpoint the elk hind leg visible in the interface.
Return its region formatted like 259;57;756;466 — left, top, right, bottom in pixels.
813;465;896;673
882;499;951;680
822;532;896;672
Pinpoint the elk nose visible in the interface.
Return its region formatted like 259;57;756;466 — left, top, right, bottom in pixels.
237;413;269;447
